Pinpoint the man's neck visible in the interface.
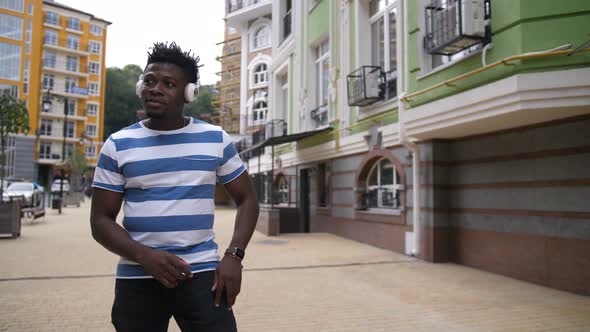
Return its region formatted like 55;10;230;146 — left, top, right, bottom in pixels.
145;116;189;131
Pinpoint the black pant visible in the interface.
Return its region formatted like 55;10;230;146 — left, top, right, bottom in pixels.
111;271;237;332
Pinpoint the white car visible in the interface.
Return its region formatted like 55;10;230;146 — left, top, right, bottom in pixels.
51;179;70;193
2;182;43;207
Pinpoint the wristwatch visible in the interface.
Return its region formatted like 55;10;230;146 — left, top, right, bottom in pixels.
225;247;245;261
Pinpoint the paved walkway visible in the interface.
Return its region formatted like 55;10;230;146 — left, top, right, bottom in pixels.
0;202;589;331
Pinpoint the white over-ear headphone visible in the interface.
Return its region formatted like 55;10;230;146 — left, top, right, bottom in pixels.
136;74;200;103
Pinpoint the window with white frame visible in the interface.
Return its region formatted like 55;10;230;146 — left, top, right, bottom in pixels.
364;158;399;209
86;124;97;137
86;103;98;116
0;0;23;12
0;42;20;80
45;29;57;45
0;13;22;41
0;83;18;97
88;82;99;95
90;24;101;35
370;0;397;72
25;18;31;53
276;174;289;204
65;121;74;138
253;25;270;49
27;2;32;14
40;119;52;136
39;142;51;159
85;145;96;158
67;17;80;31
253;100;268;124
67;34;79;50
65;77;76;93
43;51;56;68
67;98;76;115
253;63;268;85
66;55;78;72
314;40;329;108
45;11;58;25
89;40;101;54
88;61;100;74
23;58;29;94
42;73;54;90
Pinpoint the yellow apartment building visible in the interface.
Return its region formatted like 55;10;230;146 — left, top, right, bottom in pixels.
0;0;110;187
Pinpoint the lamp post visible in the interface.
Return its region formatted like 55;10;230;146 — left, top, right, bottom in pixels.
42;87;69;214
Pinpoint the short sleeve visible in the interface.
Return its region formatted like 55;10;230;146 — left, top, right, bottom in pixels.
216;130;246;184
92;136;125;192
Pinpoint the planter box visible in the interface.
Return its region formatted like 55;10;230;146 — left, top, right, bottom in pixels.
0;200;22;238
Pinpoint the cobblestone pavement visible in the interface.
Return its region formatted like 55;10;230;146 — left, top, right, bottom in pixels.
0;201;589;331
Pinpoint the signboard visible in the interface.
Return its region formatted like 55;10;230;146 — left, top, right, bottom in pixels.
71;87;89;96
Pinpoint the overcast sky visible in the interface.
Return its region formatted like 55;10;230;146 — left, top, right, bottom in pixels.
57;0;225;85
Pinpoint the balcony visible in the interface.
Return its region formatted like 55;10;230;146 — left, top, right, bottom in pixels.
225;0;272;27
347;66;397;107
42;62;89;78
43;40;90;57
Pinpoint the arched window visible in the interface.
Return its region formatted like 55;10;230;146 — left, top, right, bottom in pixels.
364;158;400;209
254;63;268;85
253;25;270;49
253;101;268;124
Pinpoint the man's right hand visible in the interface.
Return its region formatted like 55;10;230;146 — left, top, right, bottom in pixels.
136;248;192;288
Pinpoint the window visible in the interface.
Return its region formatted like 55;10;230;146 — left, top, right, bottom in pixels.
314;40;329;108
86;103;97;116
66;99;75;115
370;0;397;72
90;24;101;35
0;0;24;12
25;19;31;53
86;124;96;137
65;143;74;159
67;17;80;31
253;63;268;85
85;145;96;158
89;40;101;54
65;77;76;93
88;83;99;95
67;34;79;50
0;13;23;40
0;42;20;80
45;30;57;45
23;58;29;94
253;25;270;49
252;100;268;124
282;0;292;40
40;119;52;136
42;74;54;90
364;158;399;209
43;51;56;68
45;12;58;25
0;83;18;97
88;61;100;74
65;121;74;138
276;175;289;204
66;55;78;72
318;163;329;207
39;142;51;159
27;2;32;14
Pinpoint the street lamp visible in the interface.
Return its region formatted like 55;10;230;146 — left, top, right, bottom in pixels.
42;87;70;214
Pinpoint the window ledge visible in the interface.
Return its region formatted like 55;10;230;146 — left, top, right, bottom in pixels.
417;49;482;81
250;45;271;52
357;97;398;121
44;23;61;30
66;28;83;35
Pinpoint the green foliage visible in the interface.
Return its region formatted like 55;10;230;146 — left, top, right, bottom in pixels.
184;85;215;120
104;65;143;138
0;94;29;196
68;148;87;175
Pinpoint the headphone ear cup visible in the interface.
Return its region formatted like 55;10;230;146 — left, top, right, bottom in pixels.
136;75;144;98
184;83;199;103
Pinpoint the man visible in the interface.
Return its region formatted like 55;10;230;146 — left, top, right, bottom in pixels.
90;42;259;332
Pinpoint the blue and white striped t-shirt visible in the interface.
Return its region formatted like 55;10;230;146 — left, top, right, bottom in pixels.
92;118;246;279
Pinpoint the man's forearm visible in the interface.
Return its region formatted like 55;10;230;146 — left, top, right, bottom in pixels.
228;196;259;250
90;216;149;262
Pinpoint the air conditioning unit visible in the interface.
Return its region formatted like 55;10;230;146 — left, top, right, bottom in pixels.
424;0;490;56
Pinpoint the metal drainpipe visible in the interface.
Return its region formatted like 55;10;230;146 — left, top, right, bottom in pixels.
399;93;421;257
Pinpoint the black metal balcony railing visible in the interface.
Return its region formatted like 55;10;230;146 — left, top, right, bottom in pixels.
383;68;397;101
347;66;383;107
237;119;288;159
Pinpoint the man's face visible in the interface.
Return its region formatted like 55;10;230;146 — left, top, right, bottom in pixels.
140;63;187;119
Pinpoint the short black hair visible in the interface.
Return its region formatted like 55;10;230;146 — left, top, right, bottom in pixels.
146;42;202;84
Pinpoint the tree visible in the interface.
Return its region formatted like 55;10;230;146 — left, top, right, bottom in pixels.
184;85;215;120
0;94;29;197
104;64;143;138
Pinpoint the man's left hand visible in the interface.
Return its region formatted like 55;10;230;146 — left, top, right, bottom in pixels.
212;255;243;309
